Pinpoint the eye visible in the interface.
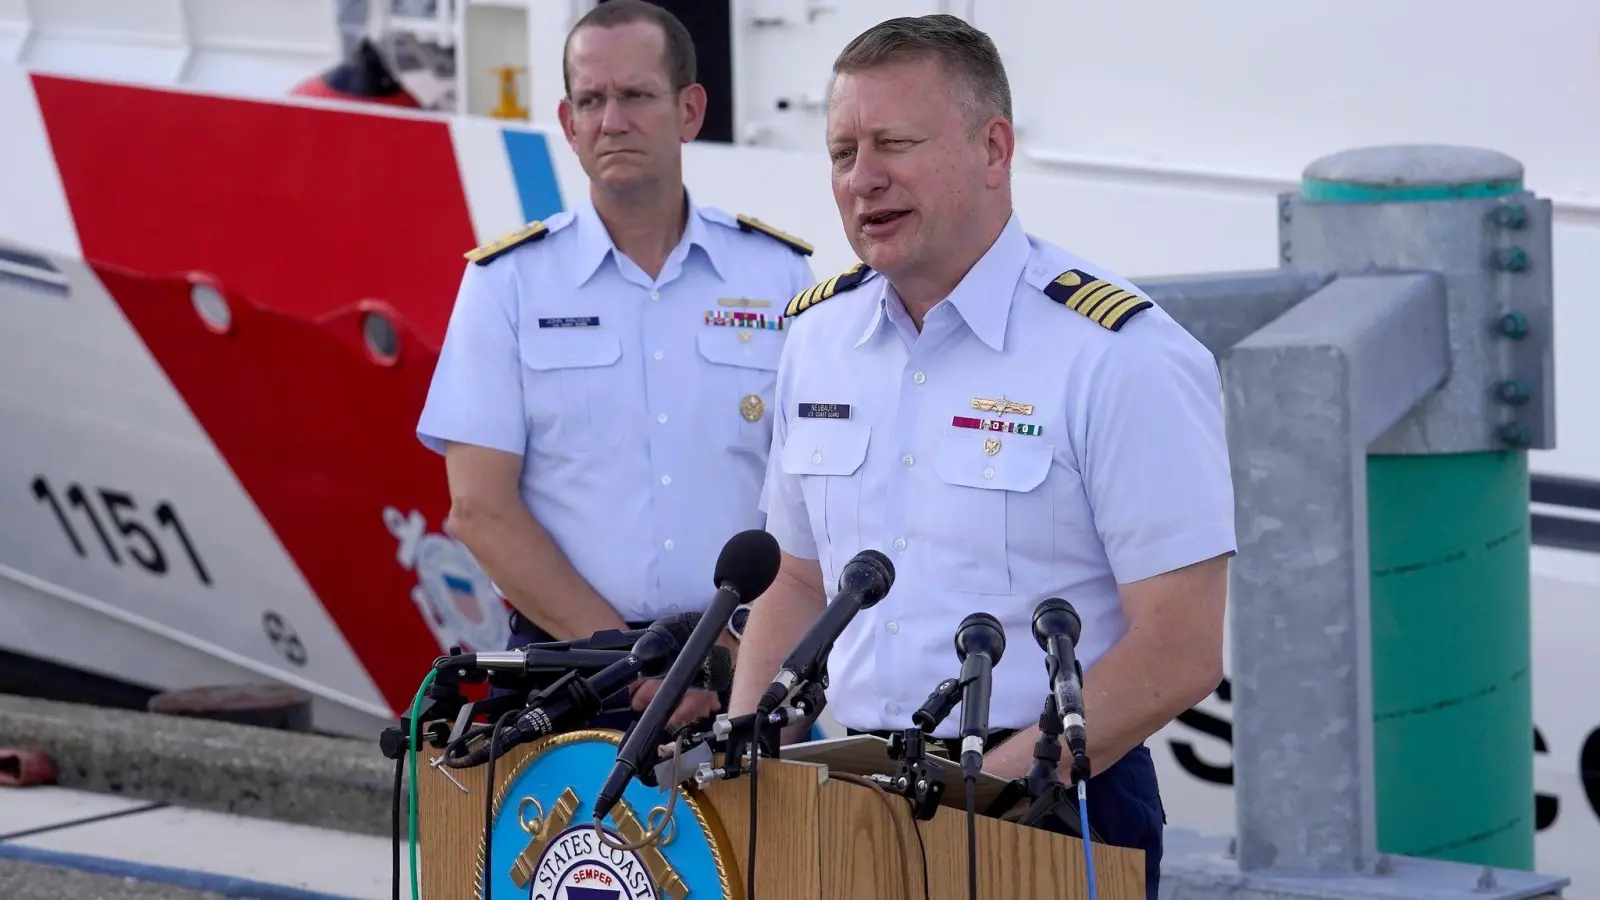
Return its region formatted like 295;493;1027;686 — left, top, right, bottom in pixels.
830;147;855;162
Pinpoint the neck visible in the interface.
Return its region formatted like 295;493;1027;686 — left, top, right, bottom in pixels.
894;206;1013;329
590;177;688;279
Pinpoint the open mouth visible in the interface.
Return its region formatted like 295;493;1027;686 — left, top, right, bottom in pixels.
860;209;910;229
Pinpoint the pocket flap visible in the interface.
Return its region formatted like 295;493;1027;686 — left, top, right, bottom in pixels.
781;421;871;476
520;328;623;371
935;429;1052;491
696;328;783;371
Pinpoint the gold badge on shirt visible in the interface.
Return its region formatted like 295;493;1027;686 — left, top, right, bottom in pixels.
954;395;1042;453
740;394;765;422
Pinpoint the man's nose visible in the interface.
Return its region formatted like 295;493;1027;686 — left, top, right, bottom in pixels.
600;96;629;133
848;151;889;197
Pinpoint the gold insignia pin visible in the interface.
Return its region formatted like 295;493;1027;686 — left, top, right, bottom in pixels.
971;396;1034;417
718;297;772;309
1053;270;1083;289
740;394;765;422
983;438;1002;456
737;331;752;343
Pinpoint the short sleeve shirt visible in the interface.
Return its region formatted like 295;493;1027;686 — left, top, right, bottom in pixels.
417;197;816;621
760;213;1236;735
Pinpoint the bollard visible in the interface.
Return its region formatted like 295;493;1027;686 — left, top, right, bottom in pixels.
1289;146;1550;871
1144;144;1567;900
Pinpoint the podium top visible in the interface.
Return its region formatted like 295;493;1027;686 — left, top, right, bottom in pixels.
779;733;1014;812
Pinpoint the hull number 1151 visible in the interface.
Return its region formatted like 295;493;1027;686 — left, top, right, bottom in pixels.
31;475;212;587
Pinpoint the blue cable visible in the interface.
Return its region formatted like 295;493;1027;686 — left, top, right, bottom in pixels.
1077;779;1098;900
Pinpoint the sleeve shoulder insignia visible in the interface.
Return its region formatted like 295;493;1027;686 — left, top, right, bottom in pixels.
784;262;873;318
1041;269;1153;332
736;214;814;256
464;221;549;266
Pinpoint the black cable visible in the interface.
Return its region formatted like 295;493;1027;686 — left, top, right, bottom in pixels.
911;801;931;900
391;750;404;900
965;775;978;900
747;712;760;900
482;708;518;900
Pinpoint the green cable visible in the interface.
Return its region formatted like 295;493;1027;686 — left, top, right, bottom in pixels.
408;669;438;900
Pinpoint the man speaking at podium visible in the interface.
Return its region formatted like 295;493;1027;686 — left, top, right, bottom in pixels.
726;14;1235;899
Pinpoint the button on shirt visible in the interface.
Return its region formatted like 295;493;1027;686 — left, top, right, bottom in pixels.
761;213;1236;737
417;197;815;622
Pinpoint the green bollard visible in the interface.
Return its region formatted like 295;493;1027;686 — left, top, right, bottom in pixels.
1293;149;1551;871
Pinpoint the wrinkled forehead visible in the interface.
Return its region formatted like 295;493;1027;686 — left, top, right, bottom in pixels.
565;23;672;93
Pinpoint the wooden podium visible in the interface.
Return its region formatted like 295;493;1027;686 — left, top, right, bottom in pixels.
416;729;1144;900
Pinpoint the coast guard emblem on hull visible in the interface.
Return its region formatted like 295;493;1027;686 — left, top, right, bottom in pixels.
384;507;509;653
481;732;736;900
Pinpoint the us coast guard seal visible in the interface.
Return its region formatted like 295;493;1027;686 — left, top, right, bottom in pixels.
480;731;736;900
384;506;510;653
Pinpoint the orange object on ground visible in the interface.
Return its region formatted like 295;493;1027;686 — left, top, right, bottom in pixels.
0;747;58;787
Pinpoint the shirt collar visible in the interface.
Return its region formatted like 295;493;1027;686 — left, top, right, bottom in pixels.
571;191;725;286
854;212;1029;352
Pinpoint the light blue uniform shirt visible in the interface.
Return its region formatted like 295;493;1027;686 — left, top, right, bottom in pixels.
417;197;816;623
762;213;1236;736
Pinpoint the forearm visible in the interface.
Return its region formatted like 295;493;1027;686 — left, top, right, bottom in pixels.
448;497;627;640
727;563;825;743
983;627;1217;780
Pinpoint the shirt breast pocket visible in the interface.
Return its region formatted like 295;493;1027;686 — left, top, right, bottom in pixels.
930;429;1055;595
519;328;627;452
780;421;870;587
696;330;783;453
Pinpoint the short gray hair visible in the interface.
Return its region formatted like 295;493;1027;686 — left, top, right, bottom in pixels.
832;15;1013;129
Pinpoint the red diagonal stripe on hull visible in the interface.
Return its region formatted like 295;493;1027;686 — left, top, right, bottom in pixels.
32;75;487;714
94;265;458;715
30;75;472;345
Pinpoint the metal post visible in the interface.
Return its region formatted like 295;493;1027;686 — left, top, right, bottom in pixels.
1287;147;1550;872
1142;145;1567;900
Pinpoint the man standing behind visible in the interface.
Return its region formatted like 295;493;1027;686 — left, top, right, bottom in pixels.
418;0;815;729
727;15;1234;899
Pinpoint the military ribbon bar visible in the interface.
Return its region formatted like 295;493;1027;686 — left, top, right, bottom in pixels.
952;416;1042;436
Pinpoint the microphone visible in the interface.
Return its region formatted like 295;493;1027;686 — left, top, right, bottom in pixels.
440;647;632;673
1032;597;1088;777
438;612;707;672
454;614;731;767
754;548;895;717
955;612;1005;780
593;529;782;821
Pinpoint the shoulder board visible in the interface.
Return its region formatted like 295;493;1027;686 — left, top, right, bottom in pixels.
1041;269;1152;332
785;262;873;318
464;221;549;266
736;214;814;256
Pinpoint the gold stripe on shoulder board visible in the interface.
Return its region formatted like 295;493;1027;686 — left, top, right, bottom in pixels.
784;262;873;319
736;214;814;256
465;221;549;266
1041;269;1152;331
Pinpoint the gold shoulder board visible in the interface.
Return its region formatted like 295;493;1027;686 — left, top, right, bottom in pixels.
784;262;873;318
464;221;549;266
1041;269;1152;332
736;214;814;256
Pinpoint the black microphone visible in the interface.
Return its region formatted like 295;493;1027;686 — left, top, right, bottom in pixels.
955;612;1005;780
455;614;730;767
754;548;895;717
1032;597;1088;777
439;647;633;673
593;529;782;821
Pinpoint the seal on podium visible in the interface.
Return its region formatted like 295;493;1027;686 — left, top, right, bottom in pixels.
478;730;738;900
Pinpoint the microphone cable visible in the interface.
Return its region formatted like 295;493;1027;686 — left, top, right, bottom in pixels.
748;709;762;900
1077;777;1098;900
481;706;519;900
965;770;978;900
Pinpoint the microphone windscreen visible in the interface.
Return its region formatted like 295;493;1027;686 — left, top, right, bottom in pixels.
713;529;782;601
660;611;703;645
702;644;736;692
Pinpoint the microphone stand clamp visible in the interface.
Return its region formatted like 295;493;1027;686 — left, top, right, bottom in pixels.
885;728;946;820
